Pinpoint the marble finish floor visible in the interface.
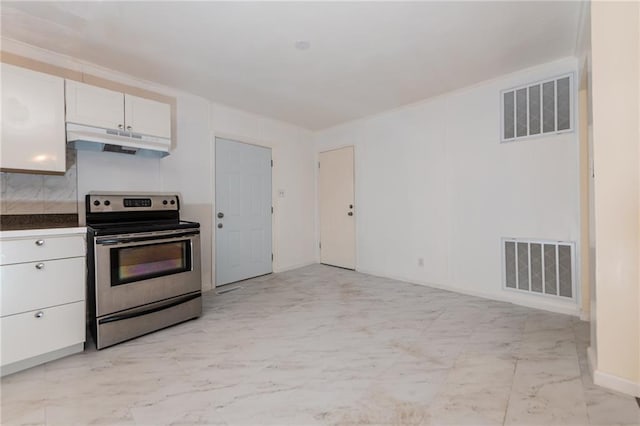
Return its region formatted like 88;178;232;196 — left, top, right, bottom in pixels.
2;264;638;425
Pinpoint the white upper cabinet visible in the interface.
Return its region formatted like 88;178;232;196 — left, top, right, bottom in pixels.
65;80;171;139
1;63;66;173
124;94;171;139
65;80;124;130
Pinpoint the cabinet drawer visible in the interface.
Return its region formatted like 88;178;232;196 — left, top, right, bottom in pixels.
1;301;85;366
1;257;85;317
1;234;85;265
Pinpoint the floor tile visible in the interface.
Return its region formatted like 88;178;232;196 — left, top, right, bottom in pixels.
1;265;638;425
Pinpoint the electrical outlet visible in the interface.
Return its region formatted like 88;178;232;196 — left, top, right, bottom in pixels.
418;258;424;267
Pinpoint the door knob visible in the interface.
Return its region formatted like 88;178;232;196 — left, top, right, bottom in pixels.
35;263;45;270
34;311;44;319
126;125;132;131
118;124;123;129
35;240;45;246
217;223;223;229
349;204;353;209
217;212;224;219
348;212;353;216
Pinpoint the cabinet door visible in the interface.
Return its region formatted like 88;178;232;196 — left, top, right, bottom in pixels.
124;94;171;138
65;80;124;130
1;63;65;173
1;301;85;366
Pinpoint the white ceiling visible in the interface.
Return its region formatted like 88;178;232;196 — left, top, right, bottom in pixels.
1;1;584;130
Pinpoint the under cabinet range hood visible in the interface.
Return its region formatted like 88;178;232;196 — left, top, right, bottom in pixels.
66;123;170;158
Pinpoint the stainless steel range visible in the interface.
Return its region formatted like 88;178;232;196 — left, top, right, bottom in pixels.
86;193;201;349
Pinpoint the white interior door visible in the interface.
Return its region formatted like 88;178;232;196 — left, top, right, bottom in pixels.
215;138;272;286
319;146;355;269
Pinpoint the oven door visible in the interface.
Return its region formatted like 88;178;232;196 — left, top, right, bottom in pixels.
94;229;201;317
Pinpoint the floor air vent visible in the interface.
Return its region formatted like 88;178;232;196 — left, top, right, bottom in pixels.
503;238;575;299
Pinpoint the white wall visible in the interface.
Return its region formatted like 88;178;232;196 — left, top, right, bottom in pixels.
76;151;163;210
3;39;317;292
314;57;581;315
160;94;214;289
590;1;640;397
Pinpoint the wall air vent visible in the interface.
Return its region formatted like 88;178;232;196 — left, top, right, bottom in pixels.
502;238;575;300
501;74;573;142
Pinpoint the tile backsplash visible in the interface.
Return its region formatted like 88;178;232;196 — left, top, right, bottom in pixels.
0;148;78;215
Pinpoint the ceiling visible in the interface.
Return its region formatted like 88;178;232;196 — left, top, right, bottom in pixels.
1;2;584;130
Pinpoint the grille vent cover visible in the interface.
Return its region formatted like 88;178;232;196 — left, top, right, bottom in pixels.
503;238;575;300
501;74;573;142
103;144;138;155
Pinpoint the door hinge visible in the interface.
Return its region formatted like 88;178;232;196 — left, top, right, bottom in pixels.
271;253;274;261
271;206;273;214
319;242;321;249
318;161;320;168
271;159;273;167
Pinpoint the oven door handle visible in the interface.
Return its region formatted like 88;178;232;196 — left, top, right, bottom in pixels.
98;292;201;325
96;230;200;246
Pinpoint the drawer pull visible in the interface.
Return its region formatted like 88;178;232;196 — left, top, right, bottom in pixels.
35;263;45;270
35;240;45;246
34;311;44;319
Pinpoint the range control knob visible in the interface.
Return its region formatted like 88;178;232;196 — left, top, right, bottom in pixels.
163;200;168;205
170;200;176;205
104;200;111;206
93;200;100;206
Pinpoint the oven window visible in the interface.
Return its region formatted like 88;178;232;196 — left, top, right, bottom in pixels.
111;240;192;286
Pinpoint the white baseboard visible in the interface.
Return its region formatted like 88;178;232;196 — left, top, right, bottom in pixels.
1;343;84;377
207;261;317;289
588;346;639;397
593;368;640;398
273;261;316;274
357;267;580;317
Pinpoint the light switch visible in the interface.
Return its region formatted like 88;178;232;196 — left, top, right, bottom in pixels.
278;190;285;198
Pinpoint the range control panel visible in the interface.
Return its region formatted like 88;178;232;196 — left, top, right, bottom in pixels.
124;198;153;208
87;194;179;213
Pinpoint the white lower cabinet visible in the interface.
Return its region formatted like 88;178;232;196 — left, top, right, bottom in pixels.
0;229;86;376
0;302;85;366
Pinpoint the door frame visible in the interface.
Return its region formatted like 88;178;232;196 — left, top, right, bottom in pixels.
317;144;357;269
211;132;275;288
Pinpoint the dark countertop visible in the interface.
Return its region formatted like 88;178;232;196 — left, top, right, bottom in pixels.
0;214;80;231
